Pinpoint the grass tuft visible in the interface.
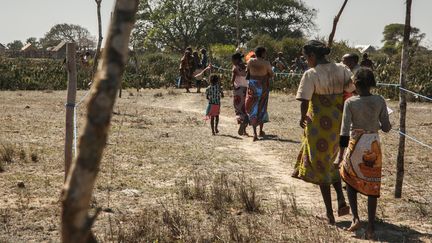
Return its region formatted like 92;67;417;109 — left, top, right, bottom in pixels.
237;175;261;213
0;143;15;164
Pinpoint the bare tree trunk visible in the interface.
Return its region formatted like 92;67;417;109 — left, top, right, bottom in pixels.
92;0;103;78
395;0;412;199
328;0;348;48
236;0;240;48
61;1;139;242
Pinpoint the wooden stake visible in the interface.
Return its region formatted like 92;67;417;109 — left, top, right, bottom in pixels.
61;0;139;242
92;0;103;78
328;0;348;48
395;0;412;199
64;42;77;179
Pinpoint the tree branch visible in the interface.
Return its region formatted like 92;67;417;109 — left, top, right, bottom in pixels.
328;0;348;47
61;0;139;242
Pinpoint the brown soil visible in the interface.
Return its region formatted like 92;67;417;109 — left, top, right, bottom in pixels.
0;89;431;242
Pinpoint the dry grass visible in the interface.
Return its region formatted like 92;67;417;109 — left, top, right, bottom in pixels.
0;89;431;242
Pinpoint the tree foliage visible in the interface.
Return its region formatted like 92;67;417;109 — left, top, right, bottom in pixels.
40;23;95;50
134;0;315;51
7;40;24;51
381;23;425;55
25;37;40;48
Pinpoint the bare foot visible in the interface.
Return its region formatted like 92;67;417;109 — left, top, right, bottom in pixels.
327;213;336;225
215;128;219;134
346;219;361;232
364;228;375;240
315;214;335;225
238;126;244;136
259;131;266;137
253;136;258;142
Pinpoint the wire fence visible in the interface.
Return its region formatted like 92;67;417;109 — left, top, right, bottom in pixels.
69;89;92;157
376;82;432;150
211;66;432;150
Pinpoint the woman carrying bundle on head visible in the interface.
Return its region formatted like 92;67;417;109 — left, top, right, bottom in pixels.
337;68;391;239
231;53;249;136
292;40;354;224
245;47;274;141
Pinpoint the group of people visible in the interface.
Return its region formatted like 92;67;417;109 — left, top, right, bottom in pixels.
202;40;389;239
203;47;273;140
179;47;208;93
271;52;308;73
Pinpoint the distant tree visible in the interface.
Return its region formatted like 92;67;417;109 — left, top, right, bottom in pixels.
25;37;41;48
40;23;95;50
238;0;315;40
6;40;24;50
134;0;315;52
382;23;425;55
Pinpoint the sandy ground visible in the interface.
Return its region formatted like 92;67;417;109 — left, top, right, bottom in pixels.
0;88;431;242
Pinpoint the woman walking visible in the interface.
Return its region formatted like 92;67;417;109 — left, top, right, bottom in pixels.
231;53;249;136
245;47;273;141
292;40;354;224
338;68;391;239
180;50;193;93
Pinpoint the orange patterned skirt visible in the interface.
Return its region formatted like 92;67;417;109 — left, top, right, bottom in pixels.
340;130;383;197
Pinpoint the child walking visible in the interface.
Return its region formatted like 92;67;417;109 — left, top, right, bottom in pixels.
337;67;391;239
205;75;224;135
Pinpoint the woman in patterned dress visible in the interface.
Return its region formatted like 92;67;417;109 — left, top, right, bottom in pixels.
231;53;249;136
245;47;274;141
292;40;355;224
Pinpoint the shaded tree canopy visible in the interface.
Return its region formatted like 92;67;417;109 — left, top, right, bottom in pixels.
40;23;95;50
381;23;425;55
7;40;24;51
25;37;40;48
133;0;315;51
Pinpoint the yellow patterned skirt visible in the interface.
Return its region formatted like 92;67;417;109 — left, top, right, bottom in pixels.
292;94;344;185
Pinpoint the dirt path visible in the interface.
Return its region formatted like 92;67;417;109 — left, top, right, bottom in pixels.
144;93;322;210
140;91;432;242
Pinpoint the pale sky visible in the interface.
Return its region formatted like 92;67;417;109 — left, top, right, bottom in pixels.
1;0;431;48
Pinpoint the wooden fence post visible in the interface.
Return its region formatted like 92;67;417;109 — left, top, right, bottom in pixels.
395;0;412;198
64;42;77;179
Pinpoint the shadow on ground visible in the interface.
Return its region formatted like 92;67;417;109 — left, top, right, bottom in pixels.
261;134;301;144
336;220;432;242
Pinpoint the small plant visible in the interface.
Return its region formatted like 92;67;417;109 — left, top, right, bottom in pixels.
30;151;39;163
177;173;207;201
19;148;27;162
153;92;163;98
0;142;15;164
167;89;179;96
228;218;243;242
237;175;261;213
162;207;188;240
210;173;234;211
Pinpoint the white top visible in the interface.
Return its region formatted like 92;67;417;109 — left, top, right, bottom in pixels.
232;66;248;88
296;63;355;100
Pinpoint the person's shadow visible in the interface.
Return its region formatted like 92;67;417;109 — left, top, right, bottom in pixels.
217;134;243;140
260;134;300;144
336;220;432;242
